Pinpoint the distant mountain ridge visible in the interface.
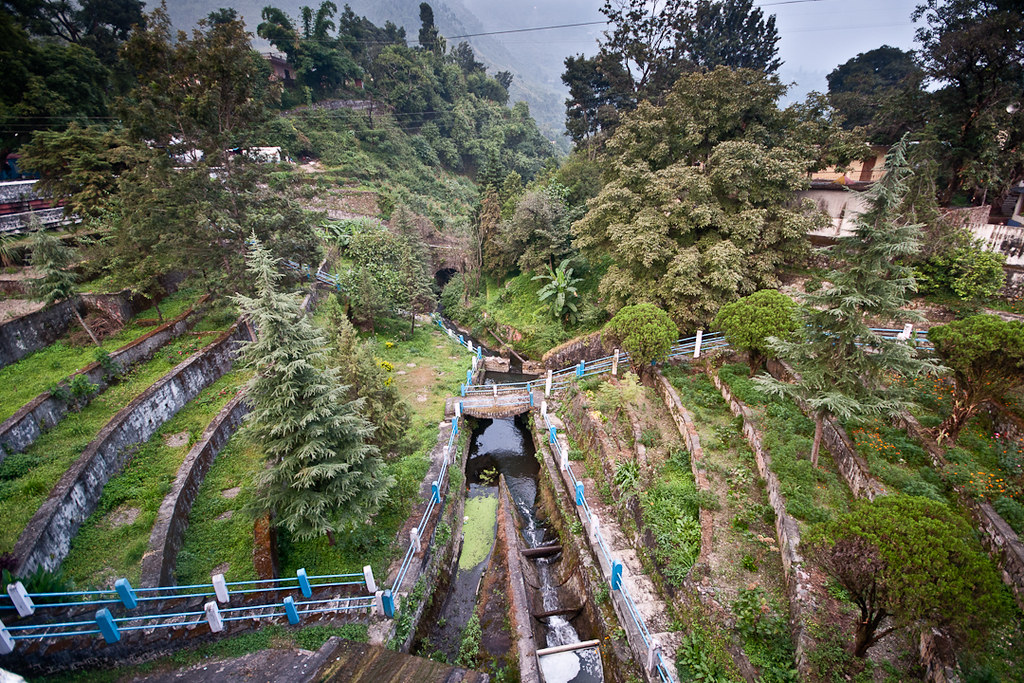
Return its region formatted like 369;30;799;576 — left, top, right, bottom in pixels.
162;0;572;152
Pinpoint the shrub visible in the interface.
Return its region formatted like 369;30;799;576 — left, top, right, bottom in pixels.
605;303;678;379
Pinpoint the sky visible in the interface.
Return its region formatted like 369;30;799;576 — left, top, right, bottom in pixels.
457;0;923;101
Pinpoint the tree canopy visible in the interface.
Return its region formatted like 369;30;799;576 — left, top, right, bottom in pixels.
713;289;797;375
605;303;678;380
572;68;847;329
807;495;1007;657
928;314;1024;442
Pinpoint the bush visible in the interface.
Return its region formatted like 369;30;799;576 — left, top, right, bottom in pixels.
713;290;798;374
605;303;678;378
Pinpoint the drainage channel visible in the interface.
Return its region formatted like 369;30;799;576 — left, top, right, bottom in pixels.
414;407;603;682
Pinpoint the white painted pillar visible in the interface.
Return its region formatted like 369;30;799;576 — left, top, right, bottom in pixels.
541;400;547;417
612;349;619;376
693;330;704;359
545;370;553;397
363;565;377;594
410;527;421;553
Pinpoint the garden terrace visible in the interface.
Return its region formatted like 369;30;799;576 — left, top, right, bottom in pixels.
659;365;799;681
0;323;229;559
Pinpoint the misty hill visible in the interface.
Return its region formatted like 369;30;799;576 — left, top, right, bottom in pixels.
163;0;576;152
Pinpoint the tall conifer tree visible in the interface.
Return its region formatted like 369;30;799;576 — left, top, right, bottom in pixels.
756;138;941;465
235;236;392;543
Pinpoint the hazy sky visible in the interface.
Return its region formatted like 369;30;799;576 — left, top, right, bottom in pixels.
457;0;922;100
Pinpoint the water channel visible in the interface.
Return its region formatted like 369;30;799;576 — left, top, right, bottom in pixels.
415;406;602;682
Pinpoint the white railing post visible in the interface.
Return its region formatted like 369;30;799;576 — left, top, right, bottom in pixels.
612;349;619;376
541;400;547;417
693;330;704;359
897;323;913;341
363;565;377;594
410;527;421;553
545;369;553;397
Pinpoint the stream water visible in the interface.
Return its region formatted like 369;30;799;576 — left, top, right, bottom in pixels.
419;409;601;682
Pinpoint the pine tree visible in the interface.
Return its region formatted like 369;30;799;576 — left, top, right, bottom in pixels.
755;137;941;466
324;296;411;454
234;236;392;544
30;230;100;346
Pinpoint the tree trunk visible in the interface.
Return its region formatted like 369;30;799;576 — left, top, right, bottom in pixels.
326;529;336;547
937;402;977;444
852;619;874;657
73;304;101;347
748;351;765;377
153;299;164;323
810;414;823;468
409;308;416;338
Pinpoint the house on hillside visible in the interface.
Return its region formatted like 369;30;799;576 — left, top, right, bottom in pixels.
264;54;295;85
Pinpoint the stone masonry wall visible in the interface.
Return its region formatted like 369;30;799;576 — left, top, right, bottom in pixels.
140;392;250;587
12;322;252;575
0;298;207;462
541;330;612;369
0;298;79;369
709;371;816;679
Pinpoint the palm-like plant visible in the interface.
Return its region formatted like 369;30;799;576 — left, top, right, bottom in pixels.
533;259;582;326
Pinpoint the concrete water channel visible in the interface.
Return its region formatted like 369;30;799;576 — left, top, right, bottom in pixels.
412;347;607;682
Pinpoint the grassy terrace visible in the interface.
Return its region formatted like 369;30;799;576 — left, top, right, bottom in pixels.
0;287;203;423
715;362;852;526
0;326;226;556
175;315;472;585
660;365;797;682
713;362;1024;681
60;371;248;588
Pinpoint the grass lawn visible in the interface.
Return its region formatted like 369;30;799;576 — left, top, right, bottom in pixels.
0;328;227;556
60;371;248;588
0;286;204;422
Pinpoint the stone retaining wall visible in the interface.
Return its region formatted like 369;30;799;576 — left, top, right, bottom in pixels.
0;298;79;369
985;400;1024;446
140;392;250;587
0;298;207;462
765;359;886;500
12;322;252;575
540;330;611;369
709;371;816;678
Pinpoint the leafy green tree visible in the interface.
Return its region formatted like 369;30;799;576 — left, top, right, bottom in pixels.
391;205;437;336
30;230;99;346
928;315;1024;442
417;2;445;55
532;259;582;326
915;237;1006;304
684;0;781;74
826;46;926;143
713;289;797;375
500;189;571;274
4;0;145;64
234;236;391;545
604;303;678;381
324;296;410;454
573;68;839;330
756;138;939;466
913;0;1024;203
807;496;1007;657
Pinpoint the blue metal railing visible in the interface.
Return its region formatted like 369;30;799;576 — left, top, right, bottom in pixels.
0;571;376;650
380;415;462;618
543;413;672;682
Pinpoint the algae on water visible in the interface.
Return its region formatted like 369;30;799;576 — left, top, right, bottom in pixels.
459;494;498;570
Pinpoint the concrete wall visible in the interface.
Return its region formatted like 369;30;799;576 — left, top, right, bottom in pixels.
0;298;79;369
0;298;207;462
12;322;252;575
140;392;250;587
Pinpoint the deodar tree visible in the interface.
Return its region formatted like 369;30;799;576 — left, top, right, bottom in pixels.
755;138;940;467
808;496;1007;657
928;314;1024;443
234;236;392;544
30;231;99;346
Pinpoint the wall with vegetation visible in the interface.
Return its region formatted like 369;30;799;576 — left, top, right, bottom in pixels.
0;298;79;369
141;392;250;587
13;322;252;575
0;300;206;462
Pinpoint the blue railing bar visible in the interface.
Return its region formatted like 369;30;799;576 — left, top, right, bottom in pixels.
25;589;117;597
11;630;102;639
134;583;213;592
222;613;285;622
136;593;211;602
10;598;121;609
223;577;299;586
299;605;371;615
119;620;207;631
5;620;99;630
296;596;375;606
220;603;282;613
112;610;205;622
